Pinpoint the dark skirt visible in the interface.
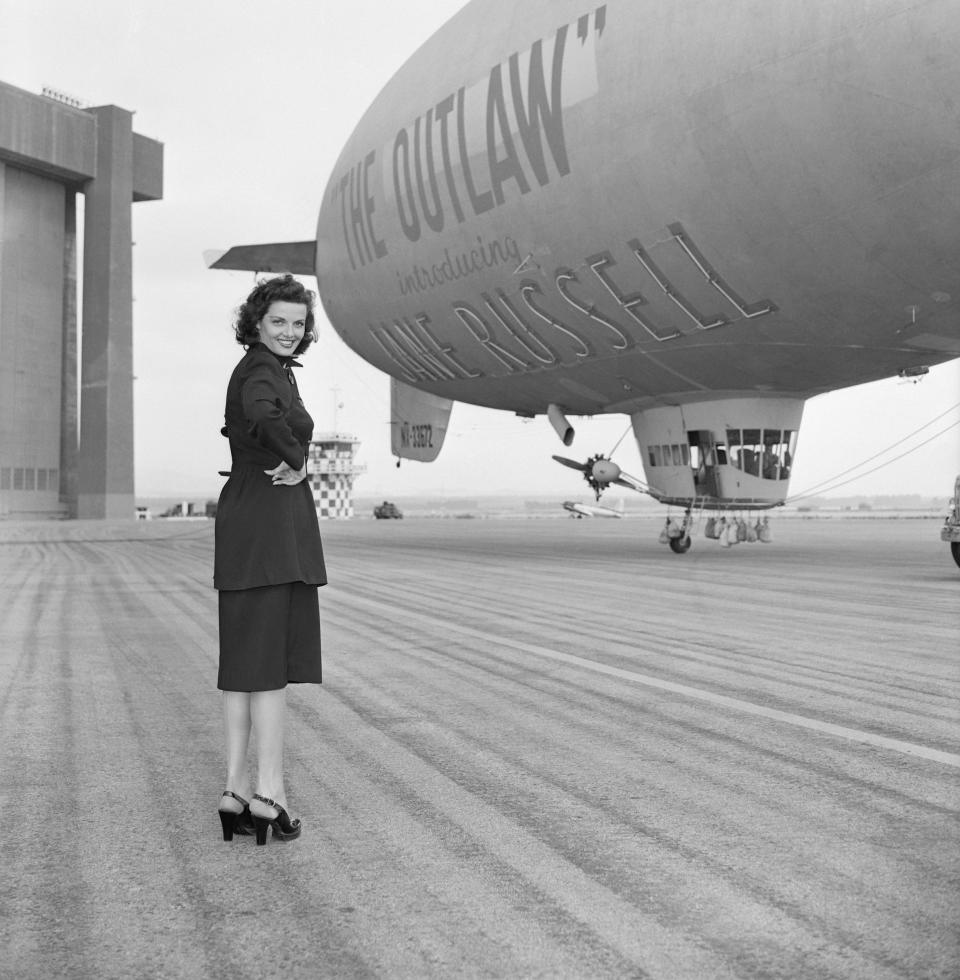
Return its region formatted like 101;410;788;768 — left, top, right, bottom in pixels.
218;582;322;692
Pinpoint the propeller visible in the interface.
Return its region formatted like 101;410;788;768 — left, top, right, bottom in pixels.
552;454;622;500
552;455;588;472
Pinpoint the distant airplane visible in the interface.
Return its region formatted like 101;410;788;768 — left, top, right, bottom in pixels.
210;0;960;551
563;499;623;519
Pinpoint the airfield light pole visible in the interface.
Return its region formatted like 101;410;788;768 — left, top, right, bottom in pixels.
331;387;343;432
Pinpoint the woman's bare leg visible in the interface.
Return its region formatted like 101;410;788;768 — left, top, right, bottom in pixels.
221;691;252;810
250;688;289;813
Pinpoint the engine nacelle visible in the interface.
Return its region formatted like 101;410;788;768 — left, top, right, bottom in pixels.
591;459;621;484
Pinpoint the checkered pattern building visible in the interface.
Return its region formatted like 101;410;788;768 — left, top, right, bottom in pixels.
308;432;366;520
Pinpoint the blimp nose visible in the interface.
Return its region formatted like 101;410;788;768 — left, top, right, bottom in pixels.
591;459;621;484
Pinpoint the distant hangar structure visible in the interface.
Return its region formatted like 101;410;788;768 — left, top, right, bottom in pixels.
0;80;163;519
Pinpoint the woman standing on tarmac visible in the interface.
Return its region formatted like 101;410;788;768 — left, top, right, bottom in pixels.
213;274;327;846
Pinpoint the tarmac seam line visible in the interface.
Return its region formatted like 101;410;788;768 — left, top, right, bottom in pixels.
332;588;960;769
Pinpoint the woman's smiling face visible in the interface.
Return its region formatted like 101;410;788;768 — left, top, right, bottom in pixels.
256;301;307;356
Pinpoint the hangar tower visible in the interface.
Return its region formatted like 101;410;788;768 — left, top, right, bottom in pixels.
0;81;163;518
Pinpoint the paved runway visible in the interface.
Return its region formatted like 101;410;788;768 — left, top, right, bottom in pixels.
1;515;957;979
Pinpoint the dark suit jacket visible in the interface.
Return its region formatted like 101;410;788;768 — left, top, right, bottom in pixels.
214;345;327;591
223;344;311;469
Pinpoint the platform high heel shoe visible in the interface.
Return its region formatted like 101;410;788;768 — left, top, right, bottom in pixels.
218;791;255;841
250;794;302;845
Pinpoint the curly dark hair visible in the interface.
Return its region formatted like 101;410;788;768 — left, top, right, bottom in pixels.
233;274;317;355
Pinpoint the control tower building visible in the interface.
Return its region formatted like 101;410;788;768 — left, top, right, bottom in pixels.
0;81;163;519
308;432;366;520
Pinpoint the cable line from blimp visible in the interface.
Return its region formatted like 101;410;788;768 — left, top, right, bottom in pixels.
787;415;960;503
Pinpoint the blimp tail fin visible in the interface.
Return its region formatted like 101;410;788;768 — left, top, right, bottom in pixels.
390;378;454;463
204;241;316;276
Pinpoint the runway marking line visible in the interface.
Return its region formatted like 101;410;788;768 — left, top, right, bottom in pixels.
337;590;960;769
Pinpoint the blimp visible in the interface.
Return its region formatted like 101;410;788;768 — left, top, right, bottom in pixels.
210;0;960;547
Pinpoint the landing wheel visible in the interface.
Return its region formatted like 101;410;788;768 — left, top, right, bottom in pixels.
669;535;692;554
952;542;960;569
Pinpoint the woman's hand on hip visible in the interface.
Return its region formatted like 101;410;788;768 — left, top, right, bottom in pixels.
265;461;307;486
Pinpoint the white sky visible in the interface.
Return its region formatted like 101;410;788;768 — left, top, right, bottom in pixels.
3;0;958;501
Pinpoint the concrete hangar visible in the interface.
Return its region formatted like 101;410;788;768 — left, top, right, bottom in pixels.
0;80;163;519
